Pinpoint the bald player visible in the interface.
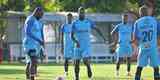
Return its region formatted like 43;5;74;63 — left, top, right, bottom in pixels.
23;7;44;80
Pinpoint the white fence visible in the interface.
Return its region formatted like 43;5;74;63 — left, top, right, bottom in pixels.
9;43;114;63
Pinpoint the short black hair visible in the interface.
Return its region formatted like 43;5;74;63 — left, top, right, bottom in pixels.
78;7;85;12
67;13;73;17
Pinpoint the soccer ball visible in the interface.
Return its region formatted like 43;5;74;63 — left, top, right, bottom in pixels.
55;76;65;80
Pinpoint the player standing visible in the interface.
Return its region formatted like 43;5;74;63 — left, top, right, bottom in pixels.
23;7;44;80
60;13;74;76
72;7;105;80
133;5;160;80
111;13;133;76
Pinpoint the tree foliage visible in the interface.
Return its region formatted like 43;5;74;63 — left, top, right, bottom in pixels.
0;0;159;14
0;0;139;13
0;12;7;48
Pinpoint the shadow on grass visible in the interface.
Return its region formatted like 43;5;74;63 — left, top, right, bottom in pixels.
0;68;57;75
0;68;24;74
0;62;116;66
94;77;134;80
0;63;66;66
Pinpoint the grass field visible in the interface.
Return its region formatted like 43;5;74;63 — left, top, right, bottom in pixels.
0;62;155;80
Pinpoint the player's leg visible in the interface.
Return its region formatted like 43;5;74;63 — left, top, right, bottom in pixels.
127;57;131;76
150;50;160;80
135;50;148;80
135;66;143;80
26;62;30;80
28;49;38;80
116;57;123;76
126;45;133;76
64;45;73;76
39;48;44;63
74;59;80;80
25;50;32;80
30;56;38;80
35;62;38;77
81;45;93;79
83;58;92;78
64;58;69;75
73;47;82;80
153;67;160;80
115;47;124;76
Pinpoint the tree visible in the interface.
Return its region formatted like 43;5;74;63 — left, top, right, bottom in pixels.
55;0;138;13
0;0;141;13
0;0;8;48
0;0;9;11
24;0;61;12
0;12;7;48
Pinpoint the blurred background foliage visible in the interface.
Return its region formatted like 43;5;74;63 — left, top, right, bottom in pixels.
0;0;158;14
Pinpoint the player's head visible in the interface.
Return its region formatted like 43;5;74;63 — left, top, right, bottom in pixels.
66;13;73;24
33;7;44;20
122;13;128;24
78;7;85;20
139;5;150;17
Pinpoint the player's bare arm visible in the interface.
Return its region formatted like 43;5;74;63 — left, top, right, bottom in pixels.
71;32;80;48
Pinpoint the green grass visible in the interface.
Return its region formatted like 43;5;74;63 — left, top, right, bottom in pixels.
0;63;155;80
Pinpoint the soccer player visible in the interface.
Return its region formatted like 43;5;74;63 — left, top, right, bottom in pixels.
60;13;74;76
72;7;105;80
111;13;133;76
23;7;44;80
133;5;160;80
